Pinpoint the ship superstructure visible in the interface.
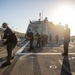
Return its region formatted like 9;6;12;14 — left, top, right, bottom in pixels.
26;16;64;40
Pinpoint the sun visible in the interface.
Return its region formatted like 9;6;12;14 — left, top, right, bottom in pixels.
50;3;75;35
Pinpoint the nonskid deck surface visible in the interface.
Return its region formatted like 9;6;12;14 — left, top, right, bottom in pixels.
0;41;75;75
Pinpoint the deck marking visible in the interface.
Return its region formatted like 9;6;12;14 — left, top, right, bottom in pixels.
17;53;75;55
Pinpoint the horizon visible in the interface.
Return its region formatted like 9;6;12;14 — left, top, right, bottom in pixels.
0;0;75;36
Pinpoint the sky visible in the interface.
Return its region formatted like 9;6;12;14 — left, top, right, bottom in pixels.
0;0;75;36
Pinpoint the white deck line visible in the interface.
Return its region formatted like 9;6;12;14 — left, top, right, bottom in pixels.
16;41;29;55
17;53;75;55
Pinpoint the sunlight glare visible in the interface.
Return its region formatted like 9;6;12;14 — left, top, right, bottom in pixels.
50;3;75;35
50;4;75;34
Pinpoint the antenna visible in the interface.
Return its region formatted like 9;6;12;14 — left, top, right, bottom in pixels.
42;10;43;20
39;13;41;20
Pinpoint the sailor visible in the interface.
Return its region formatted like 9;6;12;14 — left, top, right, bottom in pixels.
40;33;44;45
35;31;40;48
26;29;34;51
50;34;52;43
45;34;48;44
55;35;59;43
1;22;17;66
62;24;70;56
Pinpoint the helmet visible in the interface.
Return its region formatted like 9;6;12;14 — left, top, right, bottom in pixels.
2;22;8;28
